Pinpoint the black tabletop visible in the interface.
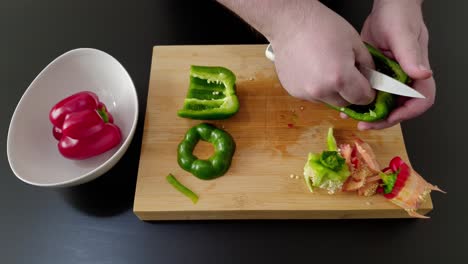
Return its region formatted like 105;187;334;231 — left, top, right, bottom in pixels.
1;0;465;263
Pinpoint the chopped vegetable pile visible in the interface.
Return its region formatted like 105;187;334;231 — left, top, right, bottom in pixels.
304;127;445;218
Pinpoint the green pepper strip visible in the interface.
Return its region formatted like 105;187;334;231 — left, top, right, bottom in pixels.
166;173;199;204
177;123;236;180
327;127;337;151
328;43;412;122
177;65;240;120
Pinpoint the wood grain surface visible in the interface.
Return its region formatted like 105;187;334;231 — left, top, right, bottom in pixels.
133;45;432;220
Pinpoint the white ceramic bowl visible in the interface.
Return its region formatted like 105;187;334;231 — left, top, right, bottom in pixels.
7;48;138;187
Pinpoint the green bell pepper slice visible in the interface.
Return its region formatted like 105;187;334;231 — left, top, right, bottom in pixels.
177;65;240;120
166;173;199;204
177;123;236;180
327;127;338;151
329;43;412;122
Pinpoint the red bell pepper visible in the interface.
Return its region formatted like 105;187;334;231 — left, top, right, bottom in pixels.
378;156;411;199
50;91;99;128
49;91;122;160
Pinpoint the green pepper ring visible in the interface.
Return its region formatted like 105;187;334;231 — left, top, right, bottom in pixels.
177;123;236;180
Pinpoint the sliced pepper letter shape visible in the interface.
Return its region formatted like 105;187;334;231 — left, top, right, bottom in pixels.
177;65;239;120
177;123;235;180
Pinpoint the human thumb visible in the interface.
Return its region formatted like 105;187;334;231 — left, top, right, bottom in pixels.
391;35;432;80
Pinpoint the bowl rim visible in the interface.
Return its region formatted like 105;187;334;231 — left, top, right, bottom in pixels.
6;48;139;187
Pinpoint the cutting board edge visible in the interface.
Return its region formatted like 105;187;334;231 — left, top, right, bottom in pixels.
152;43;269;50
133;207;433;221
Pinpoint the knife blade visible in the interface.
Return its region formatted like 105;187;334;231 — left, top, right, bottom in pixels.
358;66;425;98
265;44;426;99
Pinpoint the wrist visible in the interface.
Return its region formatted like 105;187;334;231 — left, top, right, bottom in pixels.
217;0;320;42
374;0;423;8
268;1;319;44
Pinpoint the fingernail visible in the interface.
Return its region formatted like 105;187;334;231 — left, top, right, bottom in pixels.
419;64;432;73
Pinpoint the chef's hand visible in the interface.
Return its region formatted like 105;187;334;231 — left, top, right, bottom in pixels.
217;0;375;107
356;0;435;130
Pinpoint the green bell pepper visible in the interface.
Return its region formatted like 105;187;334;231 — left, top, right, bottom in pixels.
329;43;412;122
177;123;236;180
303;128;350;193
177;65;240;120
304;152;350;193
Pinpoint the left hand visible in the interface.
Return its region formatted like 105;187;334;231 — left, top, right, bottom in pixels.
356;0;435;130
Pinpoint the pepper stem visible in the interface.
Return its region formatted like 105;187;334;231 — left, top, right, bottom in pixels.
97;106;109;123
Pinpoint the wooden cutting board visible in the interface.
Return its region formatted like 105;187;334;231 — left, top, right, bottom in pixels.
133;44;433;220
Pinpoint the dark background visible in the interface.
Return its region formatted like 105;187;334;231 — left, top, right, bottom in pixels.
0;0;465;263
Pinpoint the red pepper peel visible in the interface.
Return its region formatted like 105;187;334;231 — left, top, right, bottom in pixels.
350;145;359;169
50;91;122;160
380;156;410;199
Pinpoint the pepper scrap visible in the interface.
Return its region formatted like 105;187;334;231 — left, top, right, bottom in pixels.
378;156;446;218
329;43;412;122
177;65;239;120
340;139;381;195
166;173;199;204
303;127;350;194
302;128;445;218
177;123;235;180
49;91;121;160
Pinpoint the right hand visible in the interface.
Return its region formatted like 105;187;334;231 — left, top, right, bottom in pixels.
270;1;375;107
